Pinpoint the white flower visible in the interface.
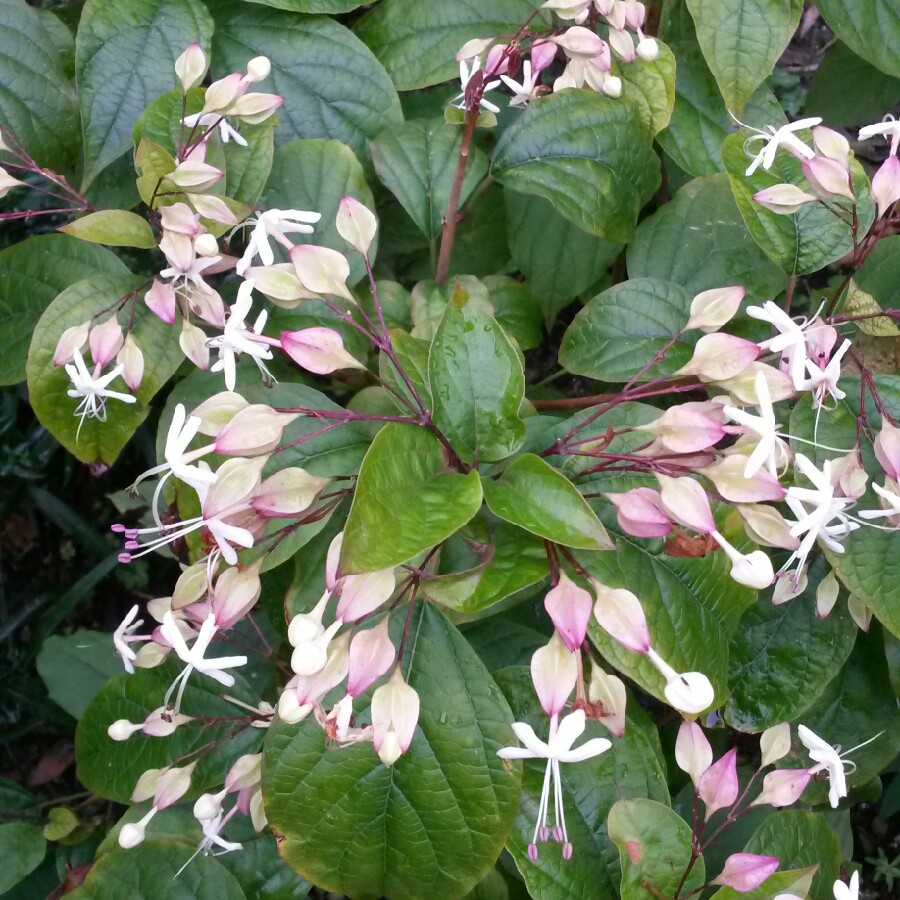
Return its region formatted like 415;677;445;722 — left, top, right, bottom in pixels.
798;725;881;809
65;348;137;437
722;371;790;478
235;208;322;276
645;649;716;714
737;116;822;177
113;605;150;674
497;709;610;860
833;871;860;900
799;339;851;408
159;239;222;296
858;115;900;157
858;480;900;522
182;111;247;147
451;57;501;114
747;301;811;389
207;281;275;390
500;61;542;107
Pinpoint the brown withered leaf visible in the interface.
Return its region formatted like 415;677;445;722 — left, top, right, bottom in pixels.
664;531;718;558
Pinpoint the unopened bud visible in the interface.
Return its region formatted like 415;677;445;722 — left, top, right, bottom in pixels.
347;617;395;697
751;768;811;808
117;333;144;390
456;37;494;61
251;467;329;518
154;762;196;809
675;720;713;787
53;321;90;366
179;319;210;369
753;184;818;214
802;156;853;200
175;42;208;90
212;560;262;628
245;56;271;83
847;595;872;632
812;125;849;165
698;747;739;819
686;285;746;333
872;156;900;219
371;668;419;765
108;719;143;741
291;245;354;302
760;722;791;766
336;196;378;257
604;488;671;538
641;406;724;453
552;26;608;58
713;853;780;893
530;631;577;717
203;456;266;518
226;92;283;124
676;333;760;383
656;474;716;534
335;567;396;623
736;503;800;550
601;75;622;98
591;580;651;653
89;317;124;368
816;569;840;619
530;39;557;72
188;193;239;226
280;327;365;375
608;28;635;62
193;788;227;821
645;648;715;714
145;279;177;325
202;72;245;114
544;571;592;652
168;159;224;192
215;405;298;455
224;753;262;792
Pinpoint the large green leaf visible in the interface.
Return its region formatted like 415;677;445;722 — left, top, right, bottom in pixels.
26;275;185;466
225;121;276;206
354;0;544;90
482;454;614;551
685;0;802;112
243;0;368;11
60;210;157;249
482;276;543;352
608;799;705;900
559;278;696;383
75;661;264;804
265;139;376;285
75;0;213;186
492;90;661;244
721;131;876;275
69;839;245;899
496;667;669;898
0;0;79;170
855;234;900;310
0;823;46;895
0;235;130;386
263;603;521;899
429;291;525;463
726;560;857;732
814;0;900;78
210;0;402;161
372;119;489;241
614;41;677;137
340;423;484;573
626;174;786;304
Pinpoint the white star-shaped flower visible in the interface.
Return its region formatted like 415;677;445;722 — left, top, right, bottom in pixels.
722;371;790;478
235;208;322;276
182;111;248;147
738;116;822;177
65;348;137;437
113;605;150;674
207;281;274;390
858;115;900;156
747;301;811;389
500;61;543;108
451;56;501;114
798;725;881;809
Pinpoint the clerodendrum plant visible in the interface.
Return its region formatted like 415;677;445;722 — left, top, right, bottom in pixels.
3;0;900;896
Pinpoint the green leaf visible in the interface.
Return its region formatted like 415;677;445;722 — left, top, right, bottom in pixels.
726;560;857;732
354;0;545;90
265;139;376;285
429;291;525;463
26;275;185;466
263;603;521;899
685;0;803;112
0;0;80;170
69;839;245;899
721;130;876;275
627;174;786;304
744;812;842;899
504;191;622;327
242;0;368;11
0;235;130;387
492;90;660;243
0;823;46;895
371;119;489;241
463;608;550;671
36;630;123;720
560;278;695;383
482;454;614;551
482;276;543;352
43;806;80;842
60;210;157;249
210;0;402;162
225;121;276;206
710;866;818;900
75;661;264;804
75;0;214;186
856;234;900;310
607;799;705;900
814;0;900;78
496;667;669;898
340;423;484;573
379;330;433;411
614;40;677;137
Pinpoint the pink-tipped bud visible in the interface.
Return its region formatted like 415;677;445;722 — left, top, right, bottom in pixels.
326;531;343;592
608;28;635;62
153;762;196;810
530;39;557;72
700;456;785;503
246;264;313;306
280;327;365;375
698;747;739;819
89;317;124;368
211;560;262;628
215;405;298;456
371;668;419;765
552;26;608;58
159;202;201;236
713;853;780;893
251;467;329;518
188;193;239;226
623;0;646;29
751;768;811;808
53;321;91;366
604;488;672;538
686;286;746;333
531;631;578;717
812;126;850;165
816;569;840;619
736;503;800;550
848;595;872;632
117;333;144;391
874;421;900;480
656;474;716;534
872;156;900;218
641;406;725;453
802;156;853;200
347;617;395;696
587;665;626;737
455;37;494;61
224;753;262;793
145;279;177;324
179;319;210;369
168;159;224;192
291;245;354;302
336;568;396;623
753;184;818;215
675;720;713;787
485;42;510;75
335;196;378;257
591;579;651;653
677;333;760;383
175;42;207;91
760;722;791;766
142;706;193;738
191;391;249;437
202;72;246;114
226;92;283;124
544;571;593;652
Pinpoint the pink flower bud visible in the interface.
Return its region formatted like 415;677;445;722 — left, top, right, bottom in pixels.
224;753;262;792
159;202;201;236
812;126;849;165
677;333;760;383
530;39;557;72
175;42;207;90
623;0;646;29
371;668;419;765
608;28;635;62
153;762;196;810
335;196;378;257
53;321;90;366
251;467;329;518
116;333;144;391
215;405;298;456
544;571;592;652
701;456;785;502
816;569;840;618
802;156;853;200
168;159;224;192
226;92;284;124
531;631;577;717
211;560;261;628
675;720;713;787
591;580;651;653
656;474;716;534
587;665;626;737
553;26;608;58
141;706;192;738
751;768;811;808
335;567;396;623
604;488;672;538
641;406;725;453
485;43;510;75
698;747;739;819
145;279;177;324
347;617;395;696
686;285;746;333
191;391;249;436
203;72;246;114
188;193;239;226
872;156;900;218
280;327;365;375
89;316;124;368
760;722;791;766
753;184;818;214
179;319;210;369
713;853;780;893
291;245;354;302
